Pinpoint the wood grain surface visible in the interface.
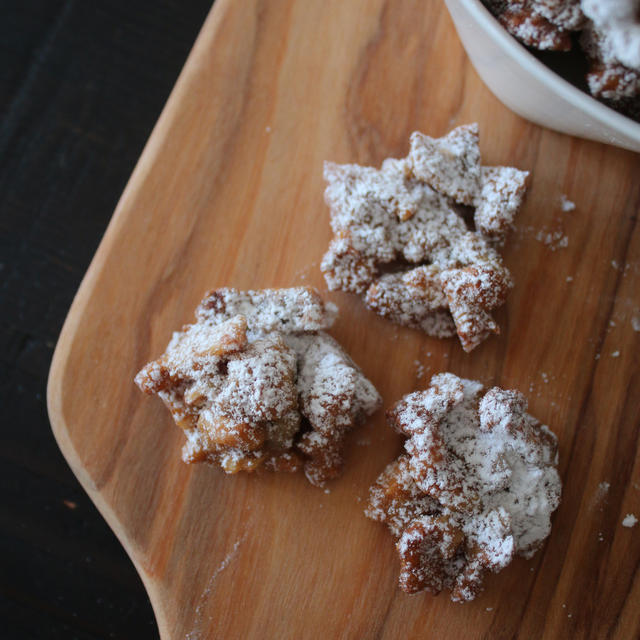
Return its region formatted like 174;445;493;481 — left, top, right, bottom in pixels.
47;0;640;638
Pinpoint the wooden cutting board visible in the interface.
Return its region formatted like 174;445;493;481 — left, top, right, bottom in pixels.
47;0;640;637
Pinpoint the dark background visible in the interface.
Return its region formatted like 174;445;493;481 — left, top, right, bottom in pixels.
1;1;212;637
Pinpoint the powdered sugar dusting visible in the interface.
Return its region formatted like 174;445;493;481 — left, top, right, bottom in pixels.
622;513;638;528
187;532;248;639
196;287;338;339
536;228;569;250
591;481;610;512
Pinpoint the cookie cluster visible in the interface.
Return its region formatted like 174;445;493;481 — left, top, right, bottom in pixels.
366;373;561;601
321;124;528;351
135;287;381;486
485;0;640;118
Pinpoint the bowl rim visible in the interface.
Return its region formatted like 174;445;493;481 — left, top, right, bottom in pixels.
457;0;640;140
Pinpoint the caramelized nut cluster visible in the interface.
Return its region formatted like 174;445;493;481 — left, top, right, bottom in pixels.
484;0;640;115
366;373;561;601
491;0;584;51
135;287;381;486
321;124;528;351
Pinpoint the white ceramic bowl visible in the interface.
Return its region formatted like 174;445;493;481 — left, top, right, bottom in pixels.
444;0;640;153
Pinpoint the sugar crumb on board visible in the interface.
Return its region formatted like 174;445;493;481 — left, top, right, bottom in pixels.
535;228;569;250
560;195;575;212
622;514;638;528
515;221;569;252
591;481;610;511
187;533;248;639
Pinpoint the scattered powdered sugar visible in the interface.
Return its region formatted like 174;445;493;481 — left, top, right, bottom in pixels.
187;532;248;639
622;513;638;528
210;536;245;580
632;315;640;331
560;194;576;212
536;228;569;250
367;372;561;601
611;350;620;357
591;481;610;511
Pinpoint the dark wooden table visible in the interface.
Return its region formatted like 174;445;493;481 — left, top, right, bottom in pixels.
0;2;212;637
